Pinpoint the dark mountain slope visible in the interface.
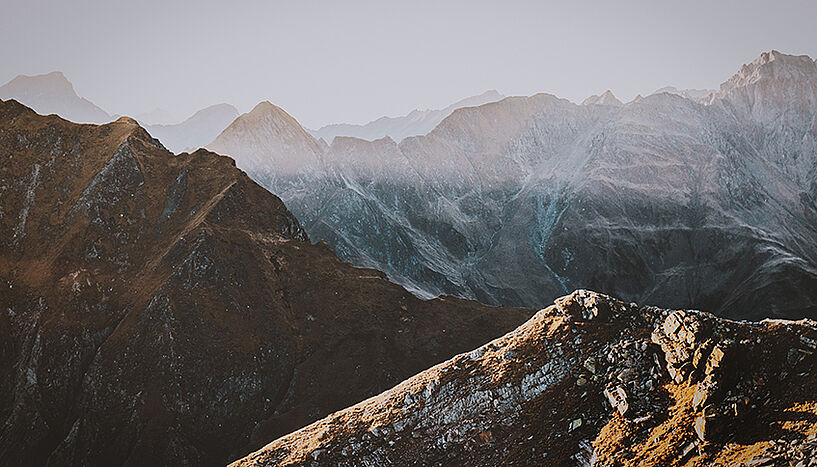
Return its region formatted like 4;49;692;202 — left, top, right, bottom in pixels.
0;99;530;466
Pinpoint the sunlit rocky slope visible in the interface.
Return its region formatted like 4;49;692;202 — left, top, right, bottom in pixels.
232;290;817;466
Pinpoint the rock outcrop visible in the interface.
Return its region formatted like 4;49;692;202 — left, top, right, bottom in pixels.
232;290;817;466
206;51;817;321
0;99;531;466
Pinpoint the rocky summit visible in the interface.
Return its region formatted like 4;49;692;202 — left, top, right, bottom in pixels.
207;51;817;320
232;290;817;467
0;99;530;466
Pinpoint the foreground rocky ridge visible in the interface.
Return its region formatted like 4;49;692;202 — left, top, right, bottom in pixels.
207;50;817;320
0;99;531;466
233;290;817;466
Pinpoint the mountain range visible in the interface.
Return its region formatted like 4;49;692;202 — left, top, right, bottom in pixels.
2;49;817;466
207;50;817;321
309;90;505;144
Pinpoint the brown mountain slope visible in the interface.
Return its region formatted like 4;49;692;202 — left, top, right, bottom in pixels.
0;99;531;466
233;290;817;466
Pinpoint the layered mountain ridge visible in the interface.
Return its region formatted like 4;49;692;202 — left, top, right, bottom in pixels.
309;90;505;144
0;99;530;466
206;51;817;320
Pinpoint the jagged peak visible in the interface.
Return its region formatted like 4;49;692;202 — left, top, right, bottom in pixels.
753;49;812;67
581;90;623;106
709;50;817;102
738;50;816;78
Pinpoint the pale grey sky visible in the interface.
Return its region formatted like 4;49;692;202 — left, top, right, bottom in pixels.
2;0;816;128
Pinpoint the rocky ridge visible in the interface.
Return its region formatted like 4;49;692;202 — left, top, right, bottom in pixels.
232;290;817;466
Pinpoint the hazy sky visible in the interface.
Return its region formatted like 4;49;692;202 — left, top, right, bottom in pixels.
2;0;817;128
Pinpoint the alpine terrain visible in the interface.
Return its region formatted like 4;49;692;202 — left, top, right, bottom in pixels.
207;50;817;321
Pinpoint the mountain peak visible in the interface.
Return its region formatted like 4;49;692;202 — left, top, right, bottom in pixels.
243;100;299;124
1;71;77;100
0;71;110;123
706;50;817;123
581;89;623;106
712;50;817;98
207;100;325;173
250;100;279;112
742;50;816;77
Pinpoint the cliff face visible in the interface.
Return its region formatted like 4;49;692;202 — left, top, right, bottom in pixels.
0;99;530;466
206;51;817;320
232;290;817;467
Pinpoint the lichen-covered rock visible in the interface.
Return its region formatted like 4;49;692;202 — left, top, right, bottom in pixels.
231;291;817;467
